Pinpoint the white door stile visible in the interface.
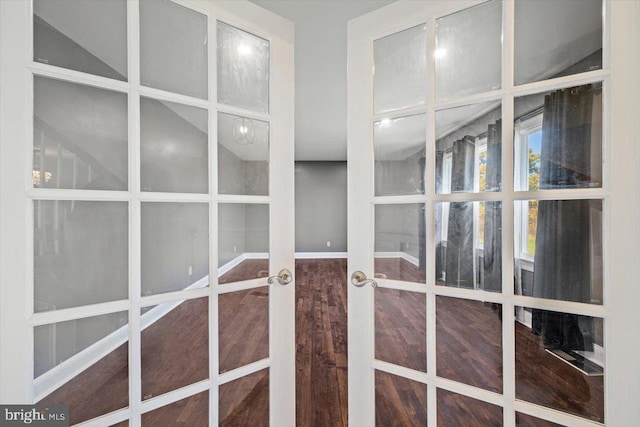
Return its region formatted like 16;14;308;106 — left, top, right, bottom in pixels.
0;0;32;403
348;0;640;426
605;1;640;425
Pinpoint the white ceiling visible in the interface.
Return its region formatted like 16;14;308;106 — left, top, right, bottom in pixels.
251;0;396;161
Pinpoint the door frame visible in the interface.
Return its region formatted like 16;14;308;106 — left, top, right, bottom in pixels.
347;0;640;425
0;1;295;426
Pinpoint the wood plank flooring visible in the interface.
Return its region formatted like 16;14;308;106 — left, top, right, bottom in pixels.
38;258;603;426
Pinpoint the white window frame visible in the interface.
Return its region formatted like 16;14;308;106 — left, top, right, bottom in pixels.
514;113;542;264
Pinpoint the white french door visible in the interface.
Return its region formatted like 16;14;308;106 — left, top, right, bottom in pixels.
0;0;294;426
347;1;640;426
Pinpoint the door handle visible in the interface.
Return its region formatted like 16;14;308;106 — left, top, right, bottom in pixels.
268;268;293;285
351;270;377;288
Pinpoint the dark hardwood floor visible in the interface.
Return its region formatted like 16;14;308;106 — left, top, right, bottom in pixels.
39;258;602;426
295;258;348;427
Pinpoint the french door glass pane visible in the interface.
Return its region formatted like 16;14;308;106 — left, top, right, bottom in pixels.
141;298;209;400
373;24;427;114
436;101;502;194
140;97;208;194
375;288;426;372
516;413;564;427
35;311;129;425
514;199;603;305
515;307;604;423
514;0;603;86
435;0;502;100
217;22;270;113
218;203;269;284
33;0;128;81
219;288;269;373
141;202;209;296
374;204;426;284
141;391;208;427
435;202;502;292
514;83;602;191
219;369;269;426
218;112;269;196
34;201;128;312
33;77;128;191
140;0;208;99
375;371;427;427
374;114;426;196
436;296;502;393
437;389;502;426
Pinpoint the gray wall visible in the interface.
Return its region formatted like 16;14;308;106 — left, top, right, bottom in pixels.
374;203;422;259
218;203;270;267
295;162;347;252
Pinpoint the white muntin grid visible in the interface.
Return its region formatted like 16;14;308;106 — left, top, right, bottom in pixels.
0;0;293;426
354;0;618;426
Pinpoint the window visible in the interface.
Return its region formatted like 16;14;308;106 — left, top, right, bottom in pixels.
514;113;542;259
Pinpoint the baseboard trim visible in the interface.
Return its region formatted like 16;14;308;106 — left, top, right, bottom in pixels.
295;252;347;259
34;276;209;401
218;254;246;276
374;251;420;267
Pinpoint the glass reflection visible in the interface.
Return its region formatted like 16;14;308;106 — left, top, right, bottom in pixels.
217;22;270;113
514;199;603;305
436;202;502;292
376;370;427;426
141;203;209;296
437;389;502;427
36;311;129;425
219;288;269;373
514;83;602;191
436;101;502;194
141;298;209;400
374;204;426;284
436;0;502;100
34;201;128;312
218;203;269;285
140;98;208;194
219;369;269;426
373;24;427;114
515;0;603;86
374;114;426;196
516;413;564;427
142;391;208;426
515;307;604;422
140;0;208;99
33;77;128;191
436;296;502;392
218;112;269;196
375;288;426;372
34;0;128;80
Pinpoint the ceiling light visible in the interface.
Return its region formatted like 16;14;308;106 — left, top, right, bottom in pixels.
379;118;391;128
237;44;252;56
233;117;254;145
434;48;447;59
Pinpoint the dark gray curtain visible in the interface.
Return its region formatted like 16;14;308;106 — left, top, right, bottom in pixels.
418;155;426;270
445;137;475;288
532;85;597;351
483;120;502;292
435;151;445;280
